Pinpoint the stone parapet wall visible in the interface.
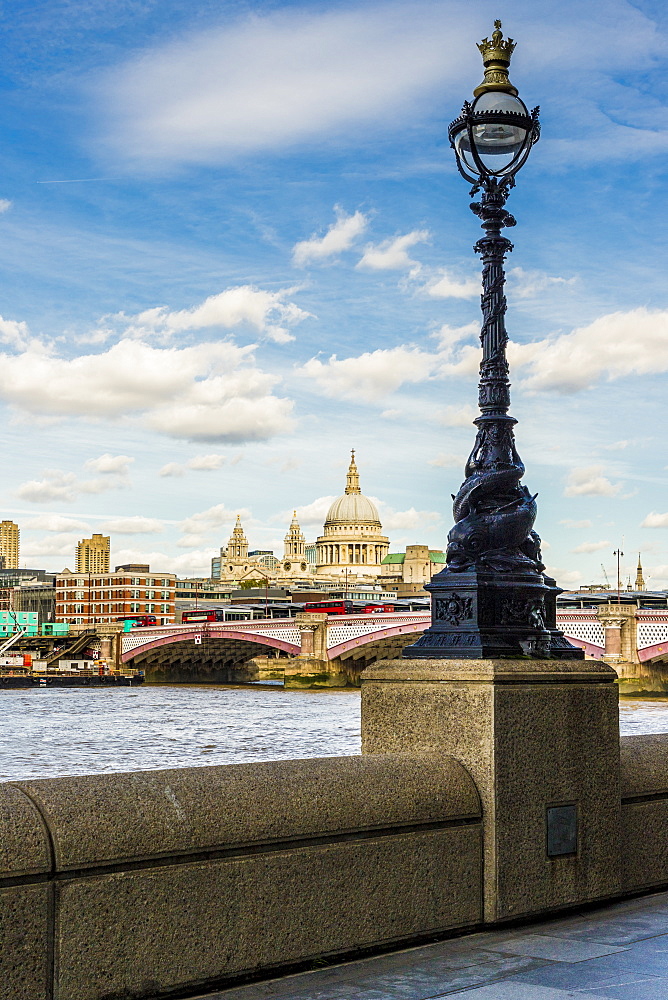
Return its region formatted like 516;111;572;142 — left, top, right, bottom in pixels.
621;733;668;893
0;754;482;1000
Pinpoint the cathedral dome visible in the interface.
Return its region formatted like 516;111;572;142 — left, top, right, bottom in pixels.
316;450;389;580
325;492;381;526
323;451;382;528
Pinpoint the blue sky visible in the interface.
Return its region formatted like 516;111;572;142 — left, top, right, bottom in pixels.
0;0;667;588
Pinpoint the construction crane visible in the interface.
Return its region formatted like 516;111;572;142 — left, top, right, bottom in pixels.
601;563;611;589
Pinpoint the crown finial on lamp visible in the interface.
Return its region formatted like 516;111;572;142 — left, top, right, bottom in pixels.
474;19;518;97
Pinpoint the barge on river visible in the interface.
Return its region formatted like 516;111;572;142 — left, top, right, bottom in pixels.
0;669;144;688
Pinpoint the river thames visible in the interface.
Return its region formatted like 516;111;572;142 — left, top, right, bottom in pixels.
0;685;666;781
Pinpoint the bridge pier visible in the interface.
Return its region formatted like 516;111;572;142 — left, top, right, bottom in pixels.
595;603;664;694
284;614;350;688
97;623;124;673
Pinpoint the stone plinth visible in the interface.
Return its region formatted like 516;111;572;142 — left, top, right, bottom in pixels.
362;658;621;923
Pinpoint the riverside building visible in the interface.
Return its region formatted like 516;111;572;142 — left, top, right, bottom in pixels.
55;567;176;625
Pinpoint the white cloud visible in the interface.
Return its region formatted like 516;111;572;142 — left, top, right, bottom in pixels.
560;519;593;529
642;512;668;529
266;454;301;474
109;547;218;576
0;315;31;351
572;540;611;554
356;230;429;274
375;503;441;531
16;469;125;504
425;271;480;299
23;514;92;533
564;466;622;497
297;346;433;403
278;496;336;528
603;440;631;451
85;453;134;476
158;463;184;477
436;404;477;428
124;285;310;345
0;337;295;443
429;452;465;468
21;532;81;559
293;209;368;266
511;308;668;394
507;267;576;300
0;199;11;214
186;454;226;471
432;322;478;357
546;567;583;586
100;517;164;535
96;5;475;169
178;503;249;549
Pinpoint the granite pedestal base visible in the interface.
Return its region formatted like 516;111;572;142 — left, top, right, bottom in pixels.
362;657;621;923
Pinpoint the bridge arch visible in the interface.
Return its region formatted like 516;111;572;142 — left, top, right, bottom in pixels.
327;621;426;659
638;643;668;664
122;629;300;664
562;635;604;659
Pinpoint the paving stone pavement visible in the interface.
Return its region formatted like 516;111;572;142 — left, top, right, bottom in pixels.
189;890;668;1000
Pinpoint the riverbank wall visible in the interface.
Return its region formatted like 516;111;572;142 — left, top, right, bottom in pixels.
3;658;668;1000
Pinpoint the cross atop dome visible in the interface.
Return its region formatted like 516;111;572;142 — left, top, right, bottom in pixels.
345;448;361;495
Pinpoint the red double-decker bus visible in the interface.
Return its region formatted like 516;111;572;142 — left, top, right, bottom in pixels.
116;615;157;628
302;600;354;615
181;609;226;623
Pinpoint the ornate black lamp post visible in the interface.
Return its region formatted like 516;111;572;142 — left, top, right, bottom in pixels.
405;22;582;660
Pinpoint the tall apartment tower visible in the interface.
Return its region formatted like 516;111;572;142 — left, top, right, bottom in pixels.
0;520;19;569
76;533;110;574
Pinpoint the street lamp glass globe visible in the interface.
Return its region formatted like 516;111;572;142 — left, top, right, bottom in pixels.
453;91;533;179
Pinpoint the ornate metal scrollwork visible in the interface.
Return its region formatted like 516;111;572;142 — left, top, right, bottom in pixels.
445;178;543;578
434;595;474;625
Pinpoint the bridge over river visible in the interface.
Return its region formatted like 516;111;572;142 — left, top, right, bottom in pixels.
116;606;668;690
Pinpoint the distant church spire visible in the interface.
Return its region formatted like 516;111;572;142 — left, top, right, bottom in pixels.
345;449;361;495
283;511;305;561
635;553;646;592
227;515;248;560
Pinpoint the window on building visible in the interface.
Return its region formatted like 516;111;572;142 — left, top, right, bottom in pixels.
147;578;154;587
161;604;170;614
146;590;155;600
75;591;84;600
130;603;140;613
160;590;170;600
131;590;140;599
132;578;141;586
146;604;155;613
74;604;84;614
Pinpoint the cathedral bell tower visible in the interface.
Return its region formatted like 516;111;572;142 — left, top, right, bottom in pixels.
227;515;249;561
283;512;307;573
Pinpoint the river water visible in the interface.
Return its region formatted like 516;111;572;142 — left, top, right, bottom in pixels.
0;685;666;781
